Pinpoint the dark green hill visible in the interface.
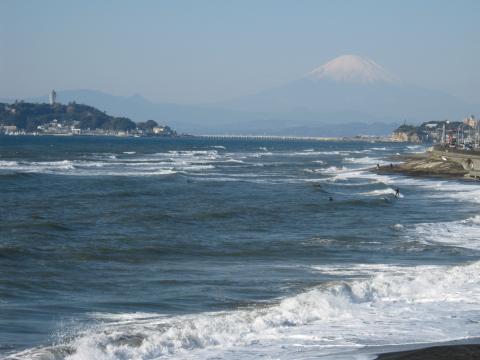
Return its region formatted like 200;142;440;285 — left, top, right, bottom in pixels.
0;101;136;132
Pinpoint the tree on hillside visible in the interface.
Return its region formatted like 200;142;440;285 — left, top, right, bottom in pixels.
108;117;136;131
137;119;158;130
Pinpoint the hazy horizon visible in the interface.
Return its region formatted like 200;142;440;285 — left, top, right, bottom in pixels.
1;0;479;105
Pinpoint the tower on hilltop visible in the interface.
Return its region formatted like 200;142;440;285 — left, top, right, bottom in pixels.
49;89;57;105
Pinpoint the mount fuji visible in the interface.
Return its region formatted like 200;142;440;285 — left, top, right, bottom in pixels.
216;54;476;126
308;54;398;84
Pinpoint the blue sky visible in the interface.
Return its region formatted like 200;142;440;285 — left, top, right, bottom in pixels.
1;0;479;104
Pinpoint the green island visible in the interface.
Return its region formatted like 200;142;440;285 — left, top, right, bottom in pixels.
0;101;177;137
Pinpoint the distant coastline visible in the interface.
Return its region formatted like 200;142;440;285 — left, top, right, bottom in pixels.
0;131;397;143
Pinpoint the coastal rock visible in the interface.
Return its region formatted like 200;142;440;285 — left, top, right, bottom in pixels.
377;152;469;178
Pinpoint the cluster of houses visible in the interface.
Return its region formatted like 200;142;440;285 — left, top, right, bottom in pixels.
0;120;177;137
36;119;82;135
0;125;22;135
393;115;479;149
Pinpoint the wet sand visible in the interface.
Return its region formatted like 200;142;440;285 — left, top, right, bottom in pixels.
376;344;480;359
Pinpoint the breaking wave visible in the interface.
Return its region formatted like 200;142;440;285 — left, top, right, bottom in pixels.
360;188;403;197
411;215;480;250
8;261;480;360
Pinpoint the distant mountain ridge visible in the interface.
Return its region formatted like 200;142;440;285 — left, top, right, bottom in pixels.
2;55;478;136
1;89;398;136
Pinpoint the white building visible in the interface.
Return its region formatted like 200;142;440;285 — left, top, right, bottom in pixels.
464;115;477;128
152;126;165;134
49;89;57;105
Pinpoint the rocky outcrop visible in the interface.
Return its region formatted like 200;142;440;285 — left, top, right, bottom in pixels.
391;131;420;143
377;152;469;178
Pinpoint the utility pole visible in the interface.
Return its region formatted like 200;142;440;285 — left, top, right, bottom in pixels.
474;120;478;149
441;123;446;146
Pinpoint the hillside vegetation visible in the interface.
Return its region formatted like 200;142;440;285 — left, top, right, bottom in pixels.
0;102;137;132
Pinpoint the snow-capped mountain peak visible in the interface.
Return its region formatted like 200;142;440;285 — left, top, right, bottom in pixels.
308;55;398;84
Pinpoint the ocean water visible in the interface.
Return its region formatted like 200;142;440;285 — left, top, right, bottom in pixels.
1;136;480;360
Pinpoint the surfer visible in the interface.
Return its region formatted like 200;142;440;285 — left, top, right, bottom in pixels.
376;163;380;169
395;187;400;197
328;196;333;202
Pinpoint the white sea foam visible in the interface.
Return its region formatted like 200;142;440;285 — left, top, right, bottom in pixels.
321;166;348;174
363;174;480;205
0;160;75;174
303;168;325;174
9;261;480;360
343;157;385;165
222;158;245;164
249;152;274;158
320;167;391;185
0;150;227;177
411;215;480;250
406;145;426;153
0;160;20;167
360;188;403;197
254;150;366;157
